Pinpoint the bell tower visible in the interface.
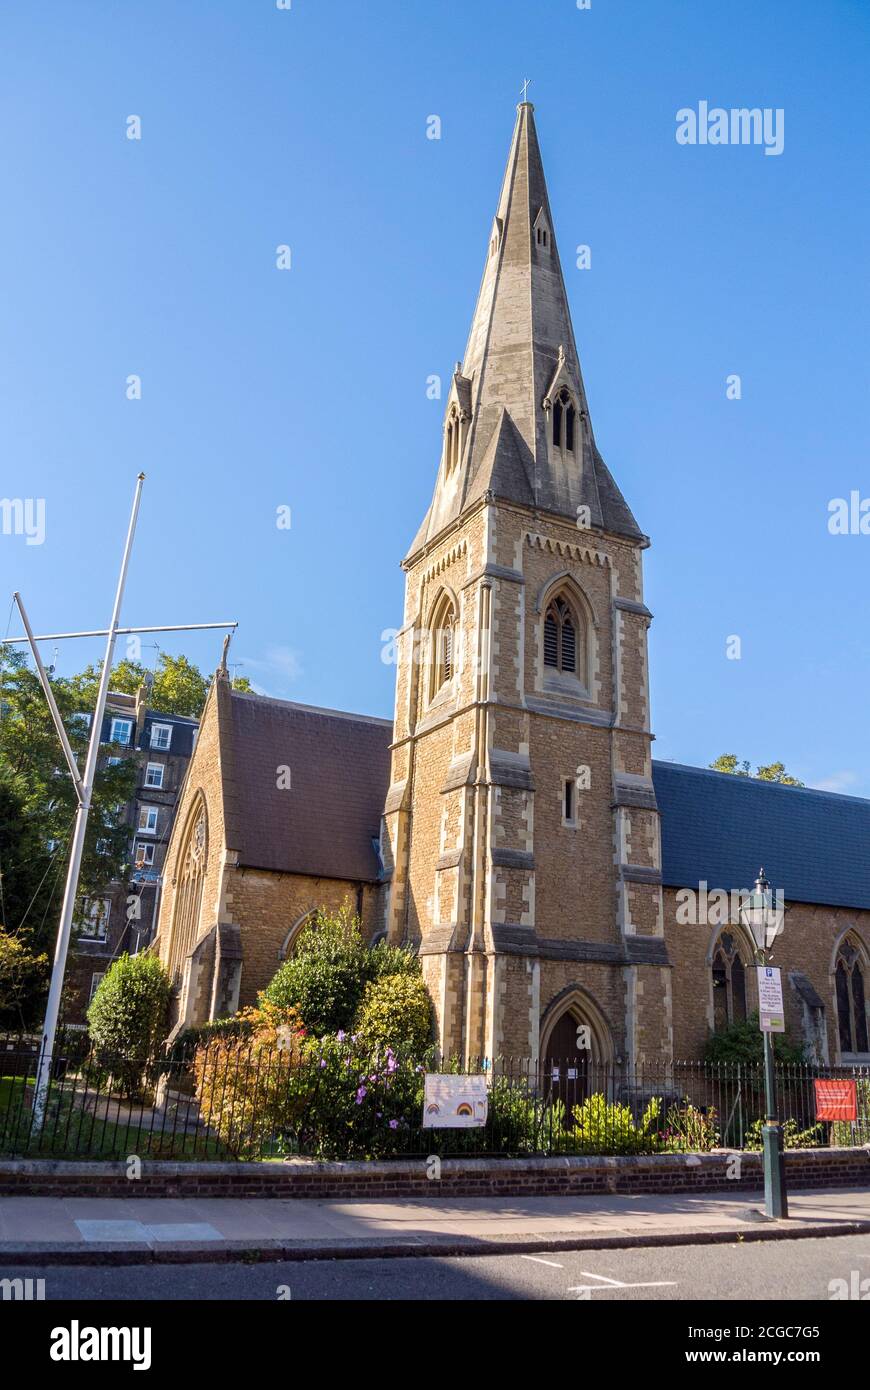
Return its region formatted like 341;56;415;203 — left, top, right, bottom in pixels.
381;104;671;1070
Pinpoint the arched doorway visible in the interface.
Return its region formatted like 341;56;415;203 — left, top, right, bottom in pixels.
543;1009;589;1114
539;987;614;1116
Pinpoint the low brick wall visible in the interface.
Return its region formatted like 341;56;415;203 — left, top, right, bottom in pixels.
0;1147;867;1199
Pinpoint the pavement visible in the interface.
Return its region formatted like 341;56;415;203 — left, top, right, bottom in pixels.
1;1186;870;1265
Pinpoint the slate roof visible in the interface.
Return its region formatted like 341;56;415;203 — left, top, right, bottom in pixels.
214;688;870;909
653;761;870;911
223;691;392;881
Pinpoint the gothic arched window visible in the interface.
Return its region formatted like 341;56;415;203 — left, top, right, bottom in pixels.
429;593;458;699
168;802;207;985
835;937;869;1055
543;595;578;675
552;387;576;455
444;407;463;475
712;932;747;1031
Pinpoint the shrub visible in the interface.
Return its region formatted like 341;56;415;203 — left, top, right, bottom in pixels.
364;941;420;983
192;1003;308;1158
261;906;430;1039
261;907;369;1035
704;1015;804;1065
571;1093;661;1155
744;1117;824;1151
86;953;171;1094
832;1079;870;1147
171;1015;254;1057
659;1100;719;1152
484;1077;554;1155
292;1032;427;1160
355;973;432;1057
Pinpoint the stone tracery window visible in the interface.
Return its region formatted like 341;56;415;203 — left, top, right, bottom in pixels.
168;802;207;985
835;937;869;1055
712;931;747;1031
552;387;576;455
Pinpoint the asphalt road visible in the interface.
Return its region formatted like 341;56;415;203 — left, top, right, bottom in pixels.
7;1234;870;1301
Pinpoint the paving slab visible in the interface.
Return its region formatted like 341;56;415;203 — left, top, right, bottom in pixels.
1;1187;869;1264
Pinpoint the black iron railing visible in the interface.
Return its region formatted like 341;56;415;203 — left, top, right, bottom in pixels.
1;1032;867;1161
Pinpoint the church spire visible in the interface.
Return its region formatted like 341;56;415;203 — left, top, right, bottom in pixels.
408;103;643;558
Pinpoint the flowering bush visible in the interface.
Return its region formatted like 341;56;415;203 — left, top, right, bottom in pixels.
657;1100;719;1152
290;1032;429;1159
192;1002;308;1157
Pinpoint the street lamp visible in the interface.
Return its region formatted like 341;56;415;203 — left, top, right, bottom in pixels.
739;868;789;1220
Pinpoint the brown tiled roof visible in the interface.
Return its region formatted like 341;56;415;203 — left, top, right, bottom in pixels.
223;690;391;881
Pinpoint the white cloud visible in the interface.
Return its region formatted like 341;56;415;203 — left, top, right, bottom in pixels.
237;646;303;692
811;771;858;794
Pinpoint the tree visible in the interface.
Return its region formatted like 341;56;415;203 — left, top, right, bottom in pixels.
0;929;49;1031
710;754;804;786
0;646;136;958
68;652;251;718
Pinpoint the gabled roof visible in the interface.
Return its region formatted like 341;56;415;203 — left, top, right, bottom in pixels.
653;761;870;911
221;690;392;881
407;103;644;560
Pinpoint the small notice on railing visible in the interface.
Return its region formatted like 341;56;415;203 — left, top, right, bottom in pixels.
814;1079;858;1123
422;1074;488;1128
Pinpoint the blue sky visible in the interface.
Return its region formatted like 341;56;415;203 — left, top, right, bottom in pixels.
1;0;868;794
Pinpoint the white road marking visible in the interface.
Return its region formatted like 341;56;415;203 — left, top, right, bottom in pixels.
568;1280;678;1294
520;1255;564;1268
576;1270;624;1285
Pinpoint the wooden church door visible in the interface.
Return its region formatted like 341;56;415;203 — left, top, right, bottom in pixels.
544;1011;589;1115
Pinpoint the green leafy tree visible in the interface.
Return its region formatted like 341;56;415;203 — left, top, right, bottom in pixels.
0;928;49;1031
69;652;250;718
70;652;208;718
0;646;135;957
710;754;804;786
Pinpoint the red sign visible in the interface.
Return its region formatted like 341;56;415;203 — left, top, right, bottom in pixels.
814;1079;858;1122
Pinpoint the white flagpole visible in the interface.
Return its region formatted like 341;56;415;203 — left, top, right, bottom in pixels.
31;473;146;1130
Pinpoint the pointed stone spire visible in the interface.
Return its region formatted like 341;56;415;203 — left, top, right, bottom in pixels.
408;103;643;558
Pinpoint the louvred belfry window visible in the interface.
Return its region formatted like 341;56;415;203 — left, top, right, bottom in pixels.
543;597;576;674
430;594;458;699
441;621;453;682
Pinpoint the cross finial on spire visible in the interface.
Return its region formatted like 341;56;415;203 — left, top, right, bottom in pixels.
520;78;532;104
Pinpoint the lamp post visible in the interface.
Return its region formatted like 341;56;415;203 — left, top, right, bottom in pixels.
739;868;788;1220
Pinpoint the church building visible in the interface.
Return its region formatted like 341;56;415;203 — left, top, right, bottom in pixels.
154;104;870;1073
